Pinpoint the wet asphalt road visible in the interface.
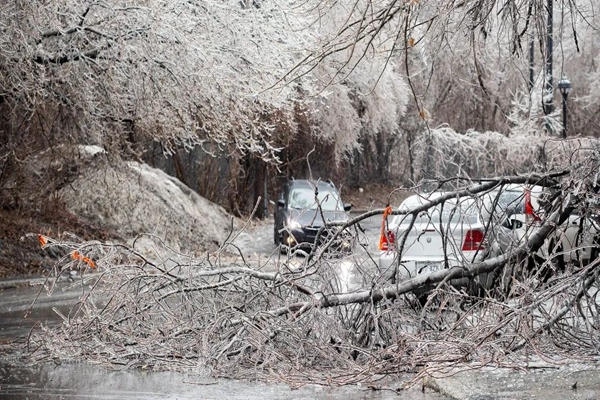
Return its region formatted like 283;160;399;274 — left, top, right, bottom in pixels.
0;285;447;400
230;211;383;261
0;211;452;400
3;281;600;400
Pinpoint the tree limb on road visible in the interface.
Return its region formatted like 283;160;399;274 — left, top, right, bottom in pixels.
28;166;600;387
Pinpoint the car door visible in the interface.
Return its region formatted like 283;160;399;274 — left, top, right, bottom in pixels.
497;186;547;253
274;183;289;240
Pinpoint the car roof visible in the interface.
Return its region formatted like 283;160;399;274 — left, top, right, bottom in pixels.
400;192;462;207
402;185;545;207
288;179;338;191
495;183;544;193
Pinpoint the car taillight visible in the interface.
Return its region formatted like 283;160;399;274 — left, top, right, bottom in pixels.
379;205;395;251
524;189;541;224
379;230;395;251
462;229;485;251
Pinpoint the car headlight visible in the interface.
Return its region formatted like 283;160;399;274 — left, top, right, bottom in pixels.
287;220;302;230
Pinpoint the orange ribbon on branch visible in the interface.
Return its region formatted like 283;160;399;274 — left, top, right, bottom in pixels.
71;251;96;269
38;234;96;269
38;234;47;247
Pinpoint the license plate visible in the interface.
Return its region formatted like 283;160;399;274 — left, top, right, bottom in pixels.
416;261;443;274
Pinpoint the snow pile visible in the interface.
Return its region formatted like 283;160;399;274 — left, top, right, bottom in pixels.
60;159;236;255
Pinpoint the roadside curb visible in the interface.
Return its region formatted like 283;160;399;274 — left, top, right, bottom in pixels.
0;276;47;290
424;364;600;400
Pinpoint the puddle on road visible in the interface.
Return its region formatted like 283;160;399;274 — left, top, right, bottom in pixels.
0;284;449;400
0;360;449;400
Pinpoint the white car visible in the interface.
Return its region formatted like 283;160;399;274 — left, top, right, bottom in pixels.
378;192;502;293
378;185;600;295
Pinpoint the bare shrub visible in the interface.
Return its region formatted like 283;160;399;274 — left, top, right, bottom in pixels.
411;128;600;183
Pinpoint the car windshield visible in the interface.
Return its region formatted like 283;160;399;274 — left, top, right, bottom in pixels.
486;189;525;217
289;188;342;211
498;191;525;213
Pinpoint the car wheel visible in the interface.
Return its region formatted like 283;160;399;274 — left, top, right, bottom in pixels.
274;225;280;245
280;232;289;254
526;254;548;281
546;239;565;280
417;293;429;308
468;278;486;298
495;264;516;299
526;247;562;284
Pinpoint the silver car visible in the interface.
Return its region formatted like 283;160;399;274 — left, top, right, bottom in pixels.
493;184;599;266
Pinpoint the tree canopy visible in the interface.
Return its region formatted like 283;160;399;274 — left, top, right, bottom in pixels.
0;0;409;163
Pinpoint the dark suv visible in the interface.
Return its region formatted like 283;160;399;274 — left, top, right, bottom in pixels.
274;179;352;249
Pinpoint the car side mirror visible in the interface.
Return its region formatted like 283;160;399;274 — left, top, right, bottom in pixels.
502;218;523;230
344;203;352;212
277;199;285;208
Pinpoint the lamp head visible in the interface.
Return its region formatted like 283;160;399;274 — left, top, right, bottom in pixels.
558;76;572;97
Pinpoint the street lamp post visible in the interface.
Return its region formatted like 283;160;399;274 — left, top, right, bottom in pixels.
558;76;572;139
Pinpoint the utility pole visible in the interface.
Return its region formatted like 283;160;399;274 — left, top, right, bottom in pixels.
527;0;535;93
544;0;553;117
529;31;534;93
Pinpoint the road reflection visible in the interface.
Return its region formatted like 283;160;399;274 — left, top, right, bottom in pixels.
0;212;450;400
0;360;449;399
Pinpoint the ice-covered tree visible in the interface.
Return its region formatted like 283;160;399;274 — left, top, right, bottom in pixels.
0;0;410;164
287;0;598;138
0;1;297;156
